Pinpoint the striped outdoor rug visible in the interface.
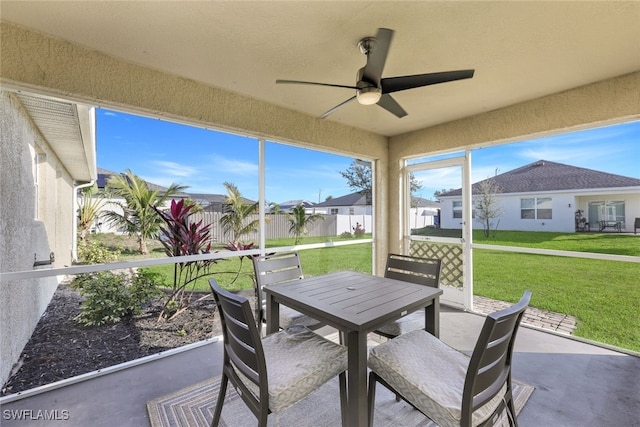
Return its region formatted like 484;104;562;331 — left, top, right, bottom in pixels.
147;375;534;427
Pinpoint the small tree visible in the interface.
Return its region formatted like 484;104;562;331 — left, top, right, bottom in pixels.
77;185;107;241
474;175;503;237
219;182;260;243
103;169;187;254
288;203;324;244
340;160;422;196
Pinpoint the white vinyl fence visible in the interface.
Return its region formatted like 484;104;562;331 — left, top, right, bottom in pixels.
189;213;373;243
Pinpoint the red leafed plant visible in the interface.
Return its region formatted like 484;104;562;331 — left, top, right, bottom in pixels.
153;199;215;320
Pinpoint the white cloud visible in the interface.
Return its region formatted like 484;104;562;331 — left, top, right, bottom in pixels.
150;160;199;177
209;154;258;174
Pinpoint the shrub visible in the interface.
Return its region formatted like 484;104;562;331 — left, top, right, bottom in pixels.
70;271;160;326
77;240;120;264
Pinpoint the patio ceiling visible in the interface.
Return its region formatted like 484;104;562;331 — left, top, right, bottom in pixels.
2;1;639;137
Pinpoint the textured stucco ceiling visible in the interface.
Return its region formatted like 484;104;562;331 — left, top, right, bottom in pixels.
2;1;639;137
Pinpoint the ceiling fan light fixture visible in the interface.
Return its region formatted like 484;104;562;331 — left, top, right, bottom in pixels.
356;86;382;105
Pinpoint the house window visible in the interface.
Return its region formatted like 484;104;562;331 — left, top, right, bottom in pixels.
330;208;339;215
521;197;552;219
349;207;355;215
452;201;462;219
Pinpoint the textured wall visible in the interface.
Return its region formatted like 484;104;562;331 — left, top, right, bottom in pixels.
0;92;69;386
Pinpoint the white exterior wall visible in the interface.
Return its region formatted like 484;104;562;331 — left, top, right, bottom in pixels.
441;191;640;233
313;205;372;215
0;92;72;386
493;194;575;232
409;207;438;229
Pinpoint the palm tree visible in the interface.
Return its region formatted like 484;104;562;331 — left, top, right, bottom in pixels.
219;182;259;243
103;169;187;254
288;203;324;244
77;185;107;241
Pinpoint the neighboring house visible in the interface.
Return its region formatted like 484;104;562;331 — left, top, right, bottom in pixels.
313;192;372;215
410;197;441;229
89;169;256;234
273;200;316;214
0;90;96;386
438;160;640;232
87;168;191;234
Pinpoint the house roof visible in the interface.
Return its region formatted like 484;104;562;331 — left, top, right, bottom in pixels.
439;160;640;197
315;192;370;208
97;168;260;204
412;197;440;208
96;168;189;196
278;200;315;209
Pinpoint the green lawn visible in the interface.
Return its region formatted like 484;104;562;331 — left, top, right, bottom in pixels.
473;250;639;352
414;228;640;257
90;231;639;352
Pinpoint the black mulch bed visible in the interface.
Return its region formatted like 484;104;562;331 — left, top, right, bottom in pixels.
1;282;254;397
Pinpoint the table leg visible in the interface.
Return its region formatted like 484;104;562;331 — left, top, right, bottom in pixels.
265;293;279;335
424;297;440;338
345;330;368;427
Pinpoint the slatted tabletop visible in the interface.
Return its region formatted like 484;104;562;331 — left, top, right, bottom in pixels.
264;270;442;427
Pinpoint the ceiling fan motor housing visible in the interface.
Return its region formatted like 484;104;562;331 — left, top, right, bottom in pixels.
356;67;382;105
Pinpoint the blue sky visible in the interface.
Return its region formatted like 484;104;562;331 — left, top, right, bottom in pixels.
97;108;639;203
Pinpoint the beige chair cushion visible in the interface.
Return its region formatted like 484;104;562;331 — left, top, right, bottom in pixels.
368;329;505;427
374;309;424;337
261;303;322;329
237;325;347;413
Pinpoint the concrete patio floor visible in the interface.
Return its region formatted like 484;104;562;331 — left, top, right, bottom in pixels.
1;306;638;426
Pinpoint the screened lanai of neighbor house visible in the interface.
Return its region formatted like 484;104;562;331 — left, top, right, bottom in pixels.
1;2;639;426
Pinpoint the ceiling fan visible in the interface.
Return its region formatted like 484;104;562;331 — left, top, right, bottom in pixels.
276;28;474;119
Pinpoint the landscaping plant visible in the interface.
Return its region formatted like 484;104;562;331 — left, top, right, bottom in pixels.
103;169;187;255
70;271;160;326
154;199;216;320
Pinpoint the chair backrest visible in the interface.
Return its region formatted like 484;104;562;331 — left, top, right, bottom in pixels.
209;279;269;414
252;251;304;321
461;290;532;427
384;253;441;287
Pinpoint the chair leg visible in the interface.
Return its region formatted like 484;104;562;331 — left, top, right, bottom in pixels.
367;371;378;427
505;390;518;427
211;373;228;427
339;371;348;427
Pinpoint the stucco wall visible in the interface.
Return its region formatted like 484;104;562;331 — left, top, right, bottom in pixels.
0;92;73;386
440;193;576;232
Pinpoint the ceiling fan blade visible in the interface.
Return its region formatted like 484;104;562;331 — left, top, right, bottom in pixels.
377;94;407;118
362;28;394;84
318;96;357;119
276;79;357;90
381;69;475;94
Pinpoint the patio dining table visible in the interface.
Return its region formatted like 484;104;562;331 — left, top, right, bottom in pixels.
264;270;443;427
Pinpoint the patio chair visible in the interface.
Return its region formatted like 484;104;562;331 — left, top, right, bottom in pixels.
367;290;532;427
374;254;442;338
209;279;348;427
252;251;323;333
